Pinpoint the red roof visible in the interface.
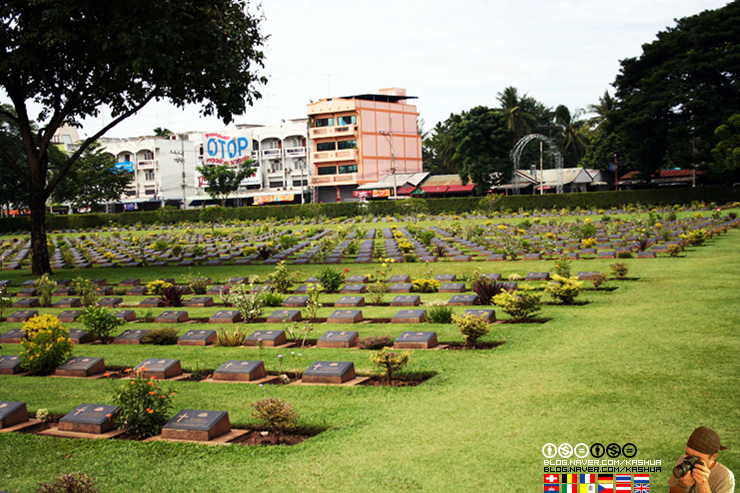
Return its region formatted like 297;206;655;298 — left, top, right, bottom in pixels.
397;186;416;195
421;186;448;193
620;169;706;180
446;184;475;193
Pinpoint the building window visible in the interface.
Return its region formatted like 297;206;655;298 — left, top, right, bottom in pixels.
144;188;156;196
317;166;337;175
338;115;356;125
315;117;334;127
338;164;358;174
143;151;154;160
144;170;155;181
337;140;357;150
316;142;336;152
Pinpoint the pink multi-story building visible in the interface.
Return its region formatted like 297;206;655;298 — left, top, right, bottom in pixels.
306;87;423;202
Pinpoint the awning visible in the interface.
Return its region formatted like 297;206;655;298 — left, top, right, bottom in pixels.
421;186;448;193
446;184;475;193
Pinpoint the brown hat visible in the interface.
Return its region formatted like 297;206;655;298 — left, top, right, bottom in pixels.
687;426;727;455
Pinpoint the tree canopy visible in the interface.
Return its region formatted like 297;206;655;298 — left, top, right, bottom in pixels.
612;1;740;179
0;0;268;274
196;162;257;207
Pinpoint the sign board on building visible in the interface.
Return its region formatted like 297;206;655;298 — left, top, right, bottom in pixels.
200;133;260;187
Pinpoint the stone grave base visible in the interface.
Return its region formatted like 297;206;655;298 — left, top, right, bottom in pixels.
37;426;125;440
393;343;449;351
206;375;281;385
296;376;371;387
0;419;43;434
146;428;250;445
123;373;191;382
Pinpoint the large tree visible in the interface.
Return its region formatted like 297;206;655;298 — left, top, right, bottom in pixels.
0;0;267;274
196;162;257;207
422;114;462;175
612;1;740;180
452;106;512;195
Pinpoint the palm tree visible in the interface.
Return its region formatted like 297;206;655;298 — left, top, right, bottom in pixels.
554;105;589;164
586;90;615;130
497;86;537;144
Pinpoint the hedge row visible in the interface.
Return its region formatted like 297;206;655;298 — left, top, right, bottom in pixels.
0;186;737;233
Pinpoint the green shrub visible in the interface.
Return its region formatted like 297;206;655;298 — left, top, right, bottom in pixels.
592;273;609;291
610;262;629;279
370;347;410;385
78;306;124;344
262;292;285;307
188;276;209;295
33;273;56;307
426;303;454;324
20;314;74;375
36;472;100;493
452;313;491;348
357;335;393;350
412;278;440;293
215;327;248;347
146;279;172;295
226;283;266;322
551;256;572;278
251;398;298;432
667;244;683;257
71;277;98;307
687;229;708;246
492;288;542;321
0;286;12;319
545;275;584;304
111;367;176;439
367;281;388;305
317;267;344;293
141;327;179;345
268;260;296;294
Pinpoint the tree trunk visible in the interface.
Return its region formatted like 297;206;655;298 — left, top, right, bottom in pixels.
29;183;52;275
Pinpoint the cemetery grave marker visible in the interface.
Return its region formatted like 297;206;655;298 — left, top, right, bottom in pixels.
245;330;288;347
68;329;95;344
462;309;496;323
390;295;421;307
16;287;38;297
434;274;456;282
327;310;363;324
317;331;359;349
184;297;215;307
394;331;439;350
56;403;119;435
0;401;30;429
12;298;40;308
0;355;23;375
139;298;165;307
154;311;189;323
282;296;309;307
127;286;148;296
577;272;602;281
340;284;367;294
525;272;551;281
57;310;82;323
389;283;413;293
98;297;123;307
334;296;366;307
266;310;302;323
114;310;137;322
54;357;105;377
392;309;427;324
388;275;412;283
135;359;183;379
177;329;217;346
0;328;24;344
212;360;268;382
208;310;243;324
447;294;478;306
54;298;81;308
439;283;466;293
161;409;232;441
113;329;150;345
301;361;357;385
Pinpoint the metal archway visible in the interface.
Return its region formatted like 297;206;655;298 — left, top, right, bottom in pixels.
510;134;564;194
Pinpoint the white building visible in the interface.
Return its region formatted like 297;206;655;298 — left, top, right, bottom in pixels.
100;119;311;210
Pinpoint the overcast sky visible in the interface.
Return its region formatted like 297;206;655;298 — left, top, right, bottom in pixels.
76;0;730;138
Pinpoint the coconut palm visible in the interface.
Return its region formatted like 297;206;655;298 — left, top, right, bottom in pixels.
497;86;537;144
586;90;616;130
554;105;589;165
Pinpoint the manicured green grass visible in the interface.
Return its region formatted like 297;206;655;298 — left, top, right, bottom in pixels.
0;226;737;493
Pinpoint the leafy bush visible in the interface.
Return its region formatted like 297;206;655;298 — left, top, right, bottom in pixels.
610;262;629;279
215;327;248;347
268;260;296;294
592;273;609;291
34;273;56;307
632;238;654;252
452;313;491;348
412;278;440;293
78;306;124;344
687;229;708;246
188;276;209;295
617;251;634;259
667;244;683;257
367;281;388;305
226;283;266;322
581;237;598;249
111;367;176;439
0;286;12;319
317;267;344;293
551;256;572;278
545;275;584;304
36;472;100;493
146;279;172;295
141;327;179;345
71;277;98;307
284;321;314;348
20;314;73;375
370;347;410;385
251;398;298;432
262;292;285;307
426;303;454;324
159;285;186;307
492;288;542;321
357;335;393;350
472;279;505;305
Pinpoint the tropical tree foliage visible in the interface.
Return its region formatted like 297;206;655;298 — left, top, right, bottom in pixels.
196;162;257;206
0;0;267;274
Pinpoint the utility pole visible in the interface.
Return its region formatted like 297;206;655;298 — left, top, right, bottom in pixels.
171;134;187;208
379;118;397;198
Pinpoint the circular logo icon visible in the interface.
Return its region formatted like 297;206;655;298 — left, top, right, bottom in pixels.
558;443;573;458
623;443;637;458
606;443;622;458
574;443;590;458
590;443;605;458
542;443;557;458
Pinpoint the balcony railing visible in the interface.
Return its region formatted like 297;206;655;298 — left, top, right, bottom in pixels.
262;149;282;158
312;149;358;163
309;124;357;139
285;146;306;157
137;160;156;169
311;172;358;186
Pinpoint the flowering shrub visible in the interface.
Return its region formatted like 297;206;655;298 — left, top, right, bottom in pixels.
71;277;98;307
452;313;491;348
609;262;629;279
226;283;266;322
492;288;542;321
412;278;440;293
34;273;56;307
370;347;410;385
581;237;598;249
78;306;124;344
20;314;74;375
111;367;176;439
146;279;172;295
545;275;584;304
268;260;297;294
251;398;298;432
317;267;344;293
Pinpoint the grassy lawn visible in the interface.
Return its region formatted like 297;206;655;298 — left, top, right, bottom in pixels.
0;224;737;492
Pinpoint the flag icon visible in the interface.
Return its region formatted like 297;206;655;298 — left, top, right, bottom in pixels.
564;485;577;493
545;474;560;484
579;474;595;484
597;486;613;493
580;485;596;493
634;484;649;493
544;485;560;492
615;483;631;492
634;474;649;484
615;475;631;483
563;474;578;483
598;475;613;484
